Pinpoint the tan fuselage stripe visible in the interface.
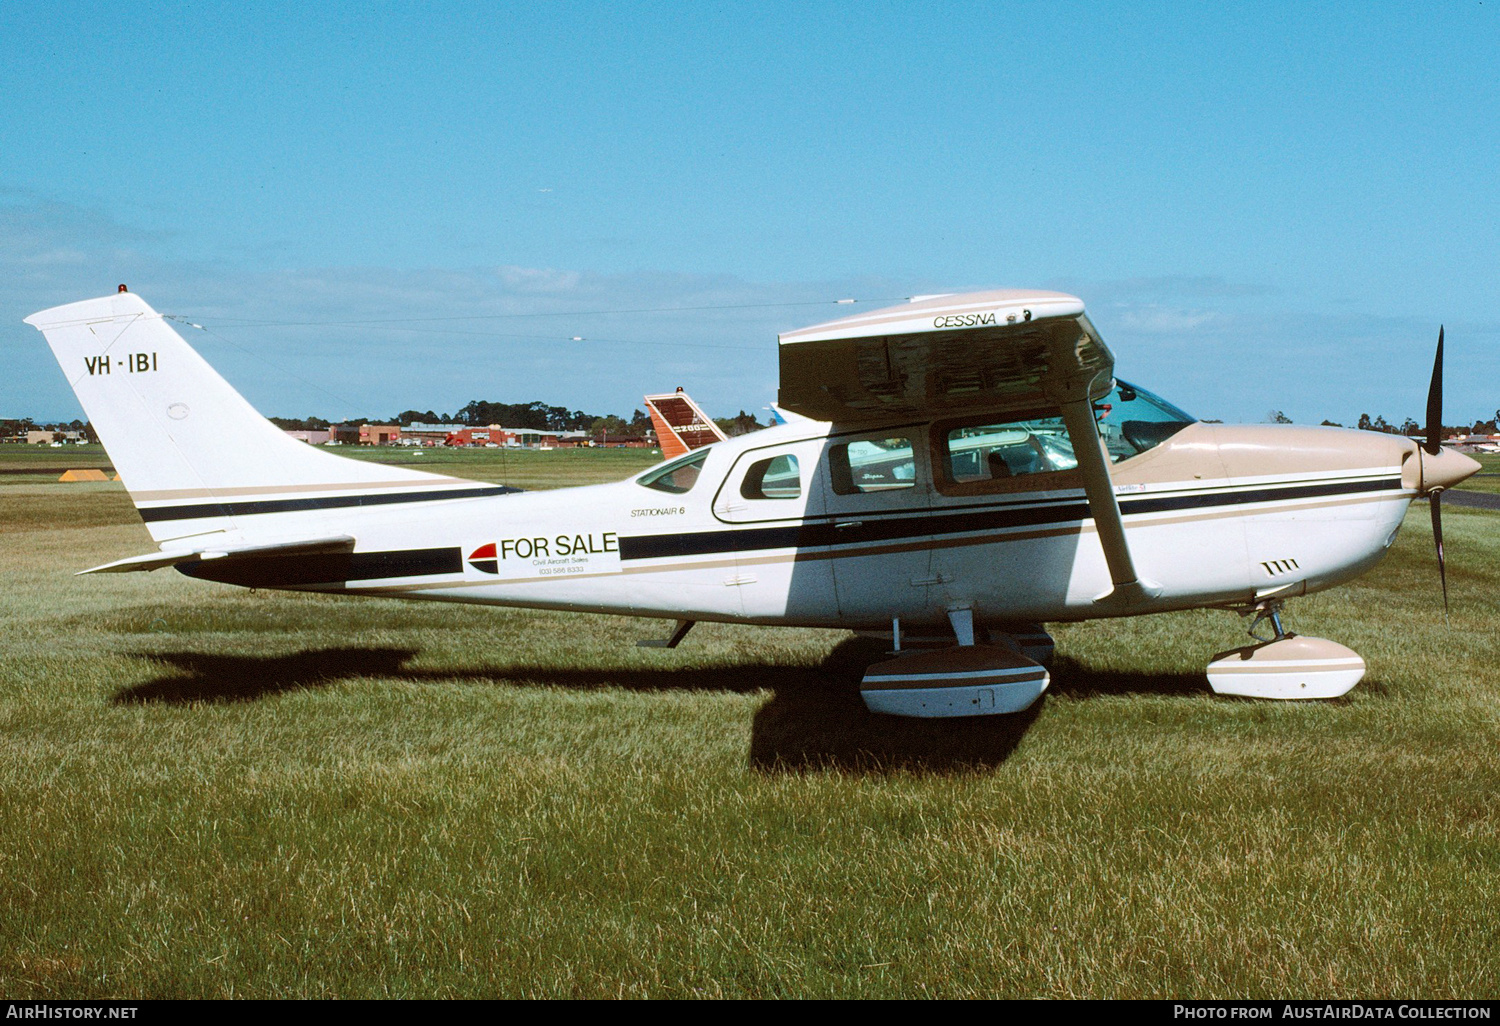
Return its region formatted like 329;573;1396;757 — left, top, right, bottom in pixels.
340;489;1412;595
1210;660;1364;674
131;477;477;502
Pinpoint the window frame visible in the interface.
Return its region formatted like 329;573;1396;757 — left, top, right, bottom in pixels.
826;433;921;496
930;406;1084;497
739;453;803;501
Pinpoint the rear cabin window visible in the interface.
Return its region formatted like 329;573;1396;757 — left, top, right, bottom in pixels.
829;437;916;494
638;451;709;494
741;454;801;500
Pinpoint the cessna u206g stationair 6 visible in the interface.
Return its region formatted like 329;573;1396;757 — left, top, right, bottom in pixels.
27;289;1477;716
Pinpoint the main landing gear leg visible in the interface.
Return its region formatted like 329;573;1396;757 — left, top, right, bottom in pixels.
1206;600;1365;700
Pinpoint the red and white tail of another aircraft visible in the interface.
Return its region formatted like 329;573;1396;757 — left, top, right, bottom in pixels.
26;288;1478;717
644;388;727;459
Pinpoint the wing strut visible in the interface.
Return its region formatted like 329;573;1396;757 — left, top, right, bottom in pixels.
1059;398;1162;608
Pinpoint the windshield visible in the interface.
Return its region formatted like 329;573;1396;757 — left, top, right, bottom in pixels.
1096;380;1195;462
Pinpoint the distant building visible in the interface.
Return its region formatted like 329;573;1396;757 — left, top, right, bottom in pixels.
444;426;505;447
282;429;332;445
401;423;452;446
441;425;590;448
1451;433;1500;453
329;423;402;445
27;429;84;444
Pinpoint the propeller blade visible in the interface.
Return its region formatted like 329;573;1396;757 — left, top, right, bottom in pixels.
1431;492;1448;617
1425;326;1444;456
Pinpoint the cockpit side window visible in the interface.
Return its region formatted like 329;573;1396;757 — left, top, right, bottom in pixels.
932;383;1194;494
637;451;710;494
936;412;1080;495
1097;380;1196;463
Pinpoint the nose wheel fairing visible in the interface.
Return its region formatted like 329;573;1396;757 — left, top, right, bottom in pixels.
1206;601;1365;700
1206;635;1365;700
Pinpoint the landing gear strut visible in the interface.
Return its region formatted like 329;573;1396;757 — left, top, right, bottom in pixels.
1247;599;1289;643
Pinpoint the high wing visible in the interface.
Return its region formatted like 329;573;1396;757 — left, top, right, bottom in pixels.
777;290;1112;423
778;289;1157;606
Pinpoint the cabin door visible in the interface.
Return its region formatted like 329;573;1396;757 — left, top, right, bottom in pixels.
815;429;941;626
710;438;837;623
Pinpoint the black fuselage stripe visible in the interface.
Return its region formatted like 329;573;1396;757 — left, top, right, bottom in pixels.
178;547;463;588
167;477;1405;588
617;477;1403;561
138;485;519;522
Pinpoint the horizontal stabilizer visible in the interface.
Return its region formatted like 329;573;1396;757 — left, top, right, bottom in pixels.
79;534;356;575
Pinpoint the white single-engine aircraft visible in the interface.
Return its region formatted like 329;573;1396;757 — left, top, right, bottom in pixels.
27;288;1478;716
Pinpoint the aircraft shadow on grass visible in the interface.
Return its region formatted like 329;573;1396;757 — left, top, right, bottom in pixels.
114;640;1224;774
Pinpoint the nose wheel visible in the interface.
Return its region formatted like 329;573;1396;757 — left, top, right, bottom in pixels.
1207;600;1365;700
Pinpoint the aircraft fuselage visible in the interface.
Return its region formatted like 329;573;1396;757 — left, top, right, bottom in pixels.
180;419;1423;631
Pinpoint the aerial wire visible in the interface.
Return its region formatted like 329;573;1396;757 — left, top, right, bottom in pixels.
199;295;902;329
166;316;370;417
158;291;897;420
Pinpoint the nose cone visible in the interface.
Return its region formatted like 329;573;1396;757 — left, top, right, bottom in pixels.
1420;446;1481;493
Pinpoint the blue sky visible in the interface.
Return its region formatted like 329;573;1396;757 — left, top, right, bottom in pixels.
3;1;1496;425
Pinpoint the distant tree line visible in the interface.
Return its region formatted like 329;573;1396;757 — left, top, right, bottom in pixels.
2;417;97;441
266;403;771;438
21;406;1499;445
1270;409;1500;436
714;410;765;437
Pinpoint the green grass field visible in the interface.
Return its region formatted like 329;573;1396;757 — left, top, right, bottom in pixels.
1454;453;1500;495
1;446;1497;998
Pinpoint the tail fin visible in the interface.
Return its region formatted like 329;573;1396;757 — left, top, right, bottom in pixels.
26;292;508;543
643;389;728;460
